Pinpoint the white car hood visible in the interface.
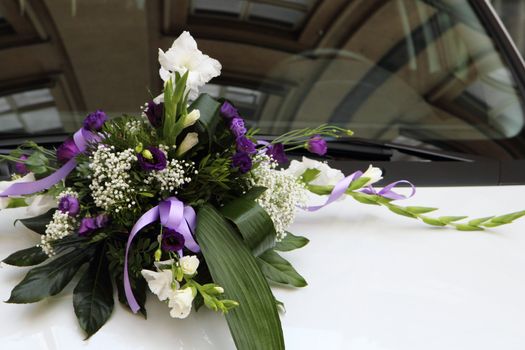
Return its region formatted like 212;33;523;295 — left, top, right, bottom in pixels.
1;185;525;349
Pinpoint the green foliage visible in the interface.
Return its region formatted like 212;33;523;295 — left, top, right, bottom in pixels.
221;189;276;256
16;209;55;235
6;197;28;209
7;247;95;303
162;72;189;145
274;232;309;252
25;151;49;174
195;204;284;350
3;246;48;266
257;250;307;287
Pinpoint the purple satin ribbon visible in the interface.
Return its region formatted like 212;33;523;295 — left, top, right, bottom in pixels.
0;128;97;197
124;197;199;313
305;172;415;212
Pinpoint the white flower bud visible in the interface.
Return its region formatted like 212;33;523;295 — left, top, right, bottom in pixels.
179;255;200;275
214;286;224;294
362;165;383;186
183;109;200;128
168;287;195;319
176;132;199;157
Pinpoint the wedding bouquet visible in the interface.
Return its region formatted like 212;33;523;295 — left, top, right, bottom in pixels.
1;32;524;349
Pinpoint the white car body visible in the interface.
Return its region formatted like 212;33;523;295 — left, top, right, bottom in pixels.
1;185;525;349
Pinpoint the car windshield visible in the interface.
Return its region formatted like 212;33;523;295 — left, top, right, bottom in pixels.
1;0;524;159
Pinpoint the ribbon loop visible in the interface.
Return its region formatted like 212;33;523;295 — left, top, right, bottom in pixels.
124;197;200;313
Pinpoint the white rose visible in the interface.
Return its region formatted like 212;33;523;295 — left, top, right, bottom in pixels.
141;269;176;301
176;132;199;157
0;173;36;209
361;165;383;186
179;255;199;275
168;287;195;319
158;31;222;100
286;157;344;186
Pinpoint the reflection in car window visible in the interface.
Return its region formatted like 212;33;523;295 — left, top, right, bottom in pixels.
1;0;525;159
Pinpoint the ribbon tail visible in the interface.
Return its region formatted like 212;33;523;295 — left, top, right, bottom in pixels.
377;180;416;200
304;171;362;212
124;206;159;313
182;206;200;253
0;159;77;197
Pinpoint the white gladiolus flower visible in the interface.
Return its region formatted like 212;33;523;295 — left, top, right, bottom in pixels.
25;195;56;217
0;173;36;209
176;132;199;157
158;31;221;100
179;255;199;275
183;109;200;128
168;287;195;319
361;165;383;186
141;269;176;301
286;157;344;186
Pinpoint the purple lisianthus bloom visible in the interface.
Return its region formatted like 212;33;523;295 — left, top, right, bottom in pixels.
230;117;246;137
78;214;109;236
58;195;80;216
161;227;185;252
56;138;80;164
220;101;239;120
236;136;256;154
83;110;108;131
306;135;328;156
145;100;164;128
232;151;252;173
137;147;167;171
14;155;29;175
266;143;288;164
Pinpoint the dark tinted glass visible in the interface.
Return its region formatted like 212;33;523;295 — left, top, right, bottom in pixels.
1;0;524;159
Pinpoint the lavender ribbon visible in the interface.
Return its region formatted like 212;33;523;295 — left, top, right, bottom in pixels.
0;128;97;197
123;197;199;313
305;172;415;212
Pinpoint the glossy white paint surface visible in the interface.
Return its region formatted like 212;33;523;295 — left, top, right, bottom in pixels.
1;185;525;349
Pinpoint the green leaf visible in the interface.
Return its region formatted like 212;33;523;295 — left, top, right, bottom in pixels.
406;206;438;215
491;210;525;224
306;184;333;196
420;216;446;226
7;248;94;303
221;195;276;256
351;192;381;205
6;197;28;209
438;216;467;224
73;247;114;339
386;204;417;218
195;204;284;350
257;250;307;287
453;224;484;231
3;246;48;266
348;177;370;191
241;186;266;202
17;209;55;235
190;94;221;145
25;152;48;174
300;168;321;184
468;216;494;226
274;232;309;252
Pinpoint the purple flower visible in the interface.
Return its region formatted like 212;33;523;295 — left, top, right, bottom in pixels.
236;136;256;154
83;110;108;131
145;101;164;128
232;151;252;173
220;101;239;120
58;195;80;216
266;143;288;164
161;227;185;252
56;138;80;164
78;214;109;236
14;155;29;175
230;117;246;137
306;135;327;156
137;147;167;171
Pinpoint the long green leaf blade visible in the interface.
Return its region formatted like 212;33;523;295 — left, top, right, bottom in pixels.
274;232;309;252
73;246;114;339
7;248;93;303
196;205;284;350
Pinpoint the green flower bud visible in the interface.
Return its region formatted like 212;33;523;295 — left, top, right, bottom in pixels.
142;149;153;160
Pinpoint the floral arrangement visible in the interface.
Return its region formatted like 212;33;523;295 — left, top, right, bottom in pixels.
1;32;524;349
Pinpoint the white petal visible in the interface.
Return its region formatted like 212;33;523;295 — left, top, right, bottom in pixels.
141;269;175;301
170;31;198;51
25;195;57;217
